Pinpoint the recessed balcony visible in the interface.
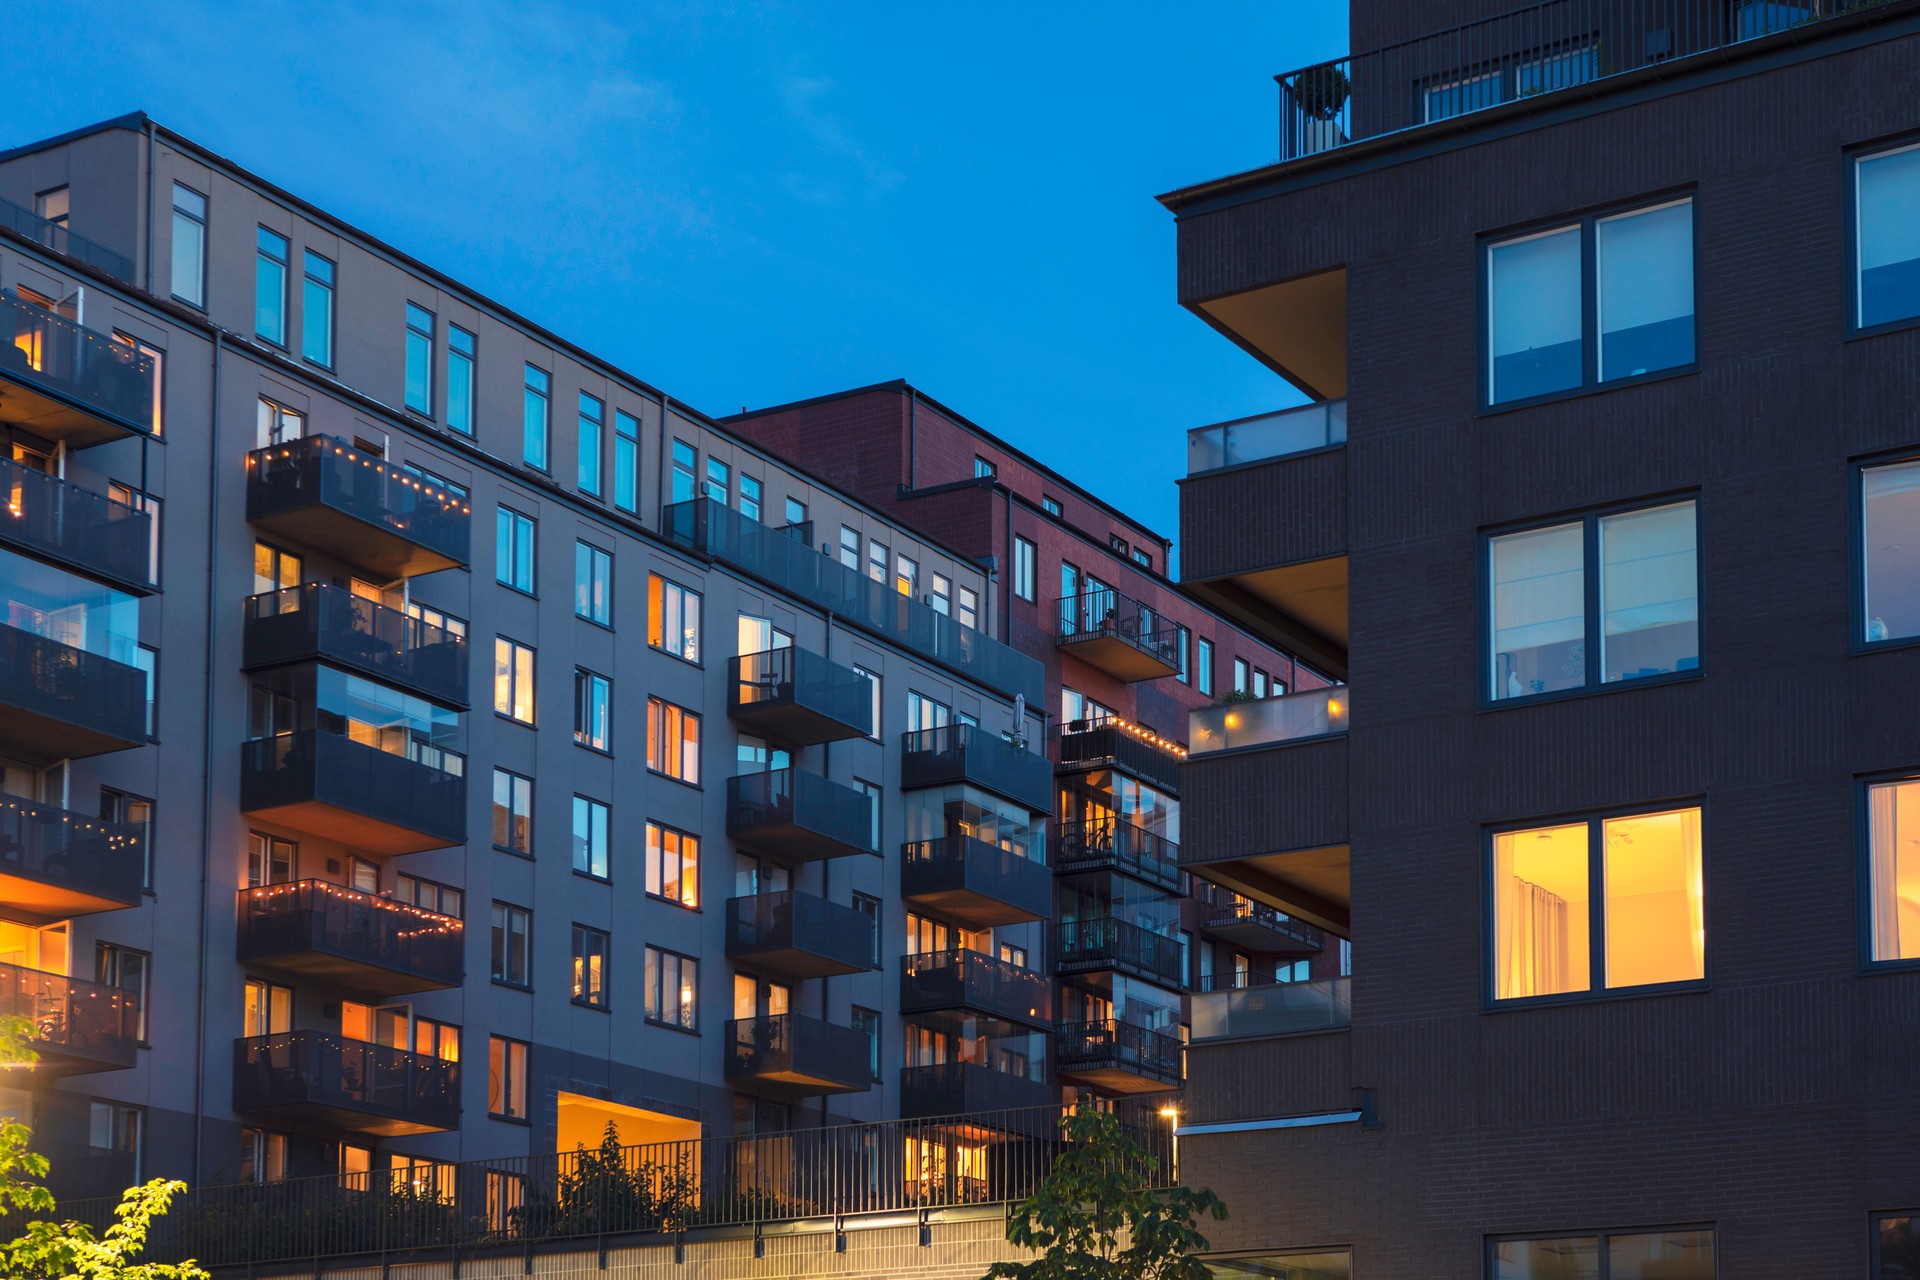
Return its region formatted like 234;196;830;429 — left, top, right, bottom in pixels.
235;880;464;996
900;723;1053;815
1056;720;1185;795
1054;1020;1184;1094
243;585;468;709
231;1031;460;1136
239;730;466;855
1192;977;1351;1043
1056;588;1182;682
0;962;137;1075
0;794;144;923
1055;918;1185;990
0;457;155;594
724;890;874;980
900;836;1050;927
1054;818;1182;892
0;622;146;761
0;290;155;446
899;1062;1054;1128
724;1013;872;1099
900;949;1053;1030
246;435;470;579
725;768;874;862
728;645;873;745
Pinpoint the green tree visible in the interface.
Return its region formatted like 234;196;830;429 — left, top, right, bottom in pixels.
0;1015;207;1280
987;1108;1226;1280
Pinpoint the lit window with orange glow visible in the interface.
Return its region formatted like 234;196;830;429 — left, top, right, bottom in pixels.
1867;778;1920;963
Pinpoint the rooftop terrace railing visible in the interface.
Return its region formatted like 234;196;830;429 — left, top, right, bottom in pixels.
0;194;135;282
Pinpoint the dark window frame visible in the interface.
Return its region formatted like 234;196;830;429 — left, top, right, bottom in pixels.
1856;768;1920;975
489;901;533;991
570;923;611;1010
301;250;335;371
1853;448;1920;657
1847;133;1920;341
1484;1224;1715;1278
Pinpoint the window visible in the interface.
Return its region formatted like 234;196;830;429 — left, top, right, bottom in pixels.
851;892;881;968
523;365;550;470
1197;638;1214;695
1486;198;1695;405
494;638;535;724
645;947;698;1030
614;410;640;512
648;575;701;662
111;332;165;436
646;822;700;908
170;184;206;308
404;303;434;414
896;554;918;598
1012;536;1036;602
906;691;951;733
1863;776;1920;964
578;393;604;496
240;1128;286;1184
705;457;730;504
571;925;609;1008
974;456;997;479
247;832;296;887
573;669;611;751
34;185;68;228
133;645;157;738
495;506;535;594
851;1006;881;1080
1490;807;1705;1002
492;769;533;854
243;979;292;1037
859;779;883;853
1855;142;1920;332
839;525;860;570
929;573;951;616
302;252;334;367
868;539;888;584
958;587;979;629
256;398;303;450
488;1036;529;1120
490;902;532;987
1233;657;1250;694
739;475;762;521
851;665;881;741
447;326;476;436
1879;1215;1920;1278
1862;457;1920;644
1042;495;1063;517
100;789;153;888
96;944;150;1042
647;697;701;783
89;1103;142;1179
394;873;463;917
105;481;161;587
1490;1229;1713;1278
785;497;807;527
1174;625;1191;684
1109;535;1129;557
571;795;610;879
671;440;697;503
253;228;290;347
1488;500;1698;702
574;542;612;626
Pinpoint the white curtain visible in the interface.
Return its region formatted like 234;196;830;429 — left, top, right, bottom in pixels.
1501;876;1568;999
1870;783;1903;962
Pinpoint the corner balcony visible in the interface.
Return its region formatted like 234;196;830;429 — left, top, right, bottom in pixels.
243;585;469;709
900;836;1050;927
1192;977;1351;1043
900;723;1053;815
900;949;1053;1030
1056;720;1184;794
0;795;144;923
1055;1020;1183;1095
0;457;155;594
0;291;155;446
235;880;464;996
724;1013;872;1100
0;962;137;1075
1056;588;1182;682
728;645;872;745
1055;918;1185;991
726;768;874;862
0;623;146;761
899;1063;1055;1129
246;436;470;579
1055;818;1182;893
725;890;874;980
232;1031;460;1136
239;731;466;855
0;194;135;283
1199;899;1324;955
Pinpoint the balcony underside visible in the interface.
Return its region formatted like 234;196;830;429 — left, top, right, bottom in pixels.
231;1096;450;1138
900;883;1042;929
248;504;461;580
238;796;451;858
1054;1060;1180;1096
727;814;871;863
1056;632;1180;683
1190;843;1351;937
0;363;146;448
1193;268;1346;400
0;867;138;925
725;1066;869;1100
235;944;460;998
726;698;867;747
1200;916;1323;955
26;1039;134;1076
1186;555;1349;659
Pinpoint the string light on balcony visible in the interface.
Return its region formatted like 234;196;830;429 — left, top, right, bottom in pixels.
0;799;143;848
240;878;462;928
1065;714;1187;760
247;439;472;515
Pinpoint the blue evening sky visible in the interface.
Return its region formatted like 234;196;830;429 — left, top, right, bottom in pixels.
13;2;1348;553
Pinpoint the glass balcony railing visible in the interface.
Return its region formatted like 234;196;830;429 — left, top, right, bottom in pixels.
0;457;155;592
1187;401;1347;475
232;1031;460;1134
1055;917;1185;990
1189;685;1349;756
0;291;154;442
901;723;1053;815
899;1063;1055;1130
236;880;464;995
1056;720;1185;794
899;948;1054;1029
246;436;471;578
726;768;875;862
0;621;147;759
1054;818;1182;891
900;835;1051;926
728;645;873;744
0;961;138;1073
724;1013;872;1098
1191;977;1351;1041
243;585;468;709
239;730;467;854
725;890;875;979
0;794;144;920
0;194;134;281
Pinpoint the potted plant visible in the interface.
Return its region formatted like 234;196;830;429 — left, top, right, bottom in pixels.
1289;61;1351;120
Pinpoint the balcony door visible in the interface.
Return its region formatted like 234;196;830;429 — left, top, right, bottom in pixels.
732;975;790;1021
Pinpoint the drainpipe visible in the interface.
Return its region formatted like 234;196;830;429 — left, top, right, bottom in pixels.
143;119;156;294
192;331;224;1186
818;608;835;1129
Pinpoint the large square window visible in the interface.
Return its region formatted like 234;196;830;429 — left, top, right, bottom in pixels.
1856;142;1920;332
1863;457;1920;644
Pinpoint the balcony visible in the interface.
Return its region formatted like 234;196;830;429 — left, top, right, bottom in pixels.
0;193;135;282
1055;918;1185;990
665;497;1042;705
0;291;154;446
235;880;464;996
726;768;874;862
240;731;466;855
900;949;1053;1030
900;836;1051;927
246;436;470;579
1055;1020;1184;1095
0;962;137;1075
243;585;468;709
1055;818;1182;893
1056;588;1182;682
724;1013;872;1099
1199;899;1324;955
728;645;872;745
899;1063;1055;1130
1189;685;1349;754
1056;720;1184;794
0;795;144;923
232;1031;460;1136
0;623;146;761
725;890;874;980
1188;401;1346;476
1192;977;1350;1043
900;723;1053;815
0;457;155;594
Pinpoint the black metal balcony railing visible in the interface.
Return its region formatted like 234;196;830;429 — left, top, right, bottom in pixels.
900;723;1054;815
1054;818;1183;892
1055;917;1186;990
724;890;874;979
239;730;467;855
899;1063;1056;1131
232;1031;460;1135
1056;587;1184;681
0;456;154;593
1055;1020;1185;1090
0;291;154;441
1199;898;1326;954
900;836;1052;926
900;949;1055;1029
246;436;471;578
1056;720;1185;795
664;498;1043;705
0;622;147;760
0;961;138;1073
243;585;469;709
0;194;135;282
236;880;464;996
47;1100;1173;1270
0;794;144;921
725;768;875;862
728;645;873;744
724;1013;873;1098
1275;0;1866;160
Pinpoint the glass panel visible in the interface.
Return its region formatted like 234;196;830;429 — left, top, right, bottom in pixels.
1492;823;1590;999
1490;523;1584;699
1492;1237;1599;1279
1880;1215;1920;1279
1603;808;1704;988
1606;1229;1714;1278
1489;226;1582;403
1868;779;1920;963
1599;502;1697;682
1597;201;1694;381
1858;144;1920;329
1863;459;1920;643
1206;1251;1351;1279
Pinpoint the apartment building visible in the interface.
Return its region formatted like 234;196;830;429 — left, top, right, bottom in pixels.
1162;1;1920;1276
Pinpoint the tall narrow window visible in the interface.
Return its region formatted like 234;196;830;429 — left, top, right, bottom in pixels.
492;769;533;855
855;665;881;740
613;410;640;512
647;697;701;783
868;539;888;584
705;457;730;504
490;902;532;987
571;926;609;1007
572;794;610;879
671;440;697;503
574;542;612;626
494;637;535;724
34;186;68;229
578;393;604;496
1864;457;1920;645
1866;777;1920;964
488;1037;529;1119
101;789;154;889
1197;637;1214;695
646;822;700;908
495;507;535;594
958;587;979;629
739;475;762;521
301;252;334;367
1595;200;1694;381
648;575;701;663
930;573;951;616
573;669;611;752
112;332;165;436
170;184;206;308
523;365;551;470
645;947;698;1030
839;526;860;570
96;944;150;1042
447;326;476;436
1487;226;1581;403
896;554;918;598
256;228;289;347
1855;141;1920;332
405;304;435;415
1012;536;1037;602
785;497;807;527
1175;624;1192;683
